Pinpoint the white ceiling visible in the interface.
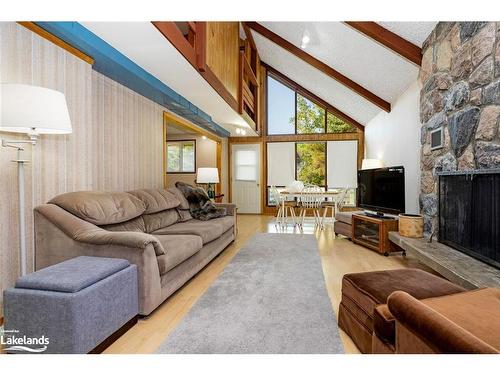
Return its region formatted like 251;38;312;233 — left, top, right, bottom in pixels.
258;22;421;104
82;21;435;132
166;121;196;135
253;32;380;125
82;22;255;137
377;22;438;47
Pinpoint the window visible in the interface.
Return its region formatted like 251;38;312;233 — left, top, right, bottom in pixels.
235;149;257;181
266;141;358;207
296;142;326;187
267;76;295;135
296;94;325;134
166;140;196;173
267;71;358;135
327;112;358;133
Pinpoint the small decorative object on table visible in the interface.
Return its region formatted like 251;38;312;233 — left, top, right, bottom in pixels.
196;167;219;199
398;214;424;238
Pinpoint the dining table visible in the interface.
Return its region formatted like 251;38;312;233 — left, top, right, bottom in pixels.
279;190;341;226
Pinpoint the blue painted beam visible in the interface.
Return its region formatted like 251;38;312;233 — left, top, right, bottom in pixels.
35;22;230;138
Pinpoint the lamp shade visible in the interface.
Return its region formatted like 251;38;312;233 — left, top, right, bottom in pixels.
361;158;384;170
0;84;72;135
197;167;219;183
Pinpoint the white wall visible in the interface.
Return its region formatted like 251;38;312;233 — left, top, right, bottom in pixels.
364;80;422;214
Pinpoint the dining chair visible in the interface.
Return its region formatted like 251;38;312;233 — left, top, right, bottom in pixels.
271;185;297;227
321;186;349;226
298;185;324;229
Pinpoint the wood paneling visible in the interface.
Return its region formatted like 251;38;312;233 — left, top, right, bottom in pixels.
0;23;164;313
205;22;240;101
153;21;239;113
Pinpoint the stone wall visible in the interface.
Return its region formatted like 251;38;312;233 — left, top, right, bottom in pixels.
419;22;500;235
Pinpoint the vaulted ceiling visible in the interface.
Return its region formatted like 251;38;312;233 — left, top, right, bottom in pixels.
78;21;436;135
249;22;437;126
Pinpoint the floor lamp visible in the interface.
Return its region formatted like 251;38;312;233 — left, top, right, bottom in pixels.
0;84;72;276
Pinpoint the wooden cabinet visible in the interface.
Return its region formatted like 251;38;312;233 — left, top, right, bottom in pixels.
352;214;399;256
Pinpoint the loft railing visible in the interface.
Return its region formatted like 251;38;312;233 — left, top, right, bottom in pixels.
239;29;260;132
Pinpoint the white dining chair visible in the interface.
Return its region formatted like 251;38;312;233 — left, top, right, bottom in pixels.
321;186;349;226
297;185;324;229
271;185;297;227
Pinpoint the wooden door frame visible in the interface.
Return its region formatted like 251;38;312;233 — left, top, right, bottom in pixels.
163;111;223;195
228;141;265;214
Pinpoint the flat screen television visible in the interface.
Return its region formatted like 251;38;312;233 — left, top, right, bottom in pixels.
357;166;405;216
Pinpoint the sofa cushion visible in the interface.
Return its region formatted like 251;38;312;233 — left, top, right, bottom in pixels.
167;187;190;210
342;269;465;314
143;209;180;233
208;216;234;234
151;219;226;244
49;191;146;225
154;234;203;274
100;216;146;232
176;208;193;222
128;189;180;214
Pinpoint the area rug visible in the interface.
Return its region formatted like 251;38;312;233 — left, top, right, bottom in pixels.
156;233;344;354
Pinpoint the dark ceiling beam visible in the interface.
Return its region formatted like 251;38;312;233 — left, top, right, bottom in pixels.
345;22;422;66
244;21;391;113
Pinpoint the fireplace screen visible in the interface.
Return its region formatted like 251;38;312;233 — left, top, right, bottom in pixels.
439;170;500;269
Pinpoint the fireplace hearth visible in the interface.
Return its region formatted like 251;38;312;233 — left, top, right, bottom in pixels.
438;169;500;269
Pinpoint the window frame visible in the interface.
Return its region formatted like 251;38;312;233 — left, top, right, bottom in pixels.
266;70;358;136
166;139;197;174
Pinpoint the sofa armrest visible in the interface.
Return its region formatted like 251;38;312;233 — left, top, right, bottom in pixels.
214;203;237;216
388;291;498;354
35;204;165;255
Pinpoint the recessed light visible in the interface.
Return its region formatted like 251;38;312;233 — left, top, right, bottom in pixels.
241;129;247;135
235;128;241;135
301;35;310;44
202;135;207;140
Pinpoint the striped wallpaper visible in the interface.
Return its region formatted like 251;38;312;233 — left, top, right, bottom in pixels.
0;22;166;312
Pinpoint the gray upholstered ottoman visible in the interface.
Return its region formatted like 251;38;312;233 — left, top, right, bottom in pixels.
3;256;138;354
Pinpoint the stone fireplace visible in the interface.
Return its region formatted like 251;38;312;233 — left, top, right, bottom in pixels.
419;22;500;236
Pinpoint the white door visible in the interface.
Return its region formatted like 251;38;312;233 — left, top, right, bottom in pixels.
231;143;261;213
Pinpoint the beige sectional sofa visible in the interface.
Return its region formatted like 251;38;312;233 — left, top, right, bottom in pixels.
33;187;237;315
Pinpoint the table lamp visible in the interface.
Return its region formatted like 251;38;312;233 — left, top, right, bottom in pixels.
1;84;72;275
361;158;384;170
197;167;219;199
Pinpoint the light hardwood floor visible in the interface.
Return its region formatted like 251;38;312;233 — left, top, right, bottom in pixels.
104;214;428;354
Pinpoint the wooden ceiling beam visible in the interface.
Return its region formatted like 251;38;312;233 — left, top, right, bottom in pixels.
241;22;257;51
345;22;422;66
244;21;391;113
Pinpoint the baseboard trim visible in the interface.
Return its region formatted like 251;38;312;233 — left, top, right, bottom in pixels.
89;315;138;354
